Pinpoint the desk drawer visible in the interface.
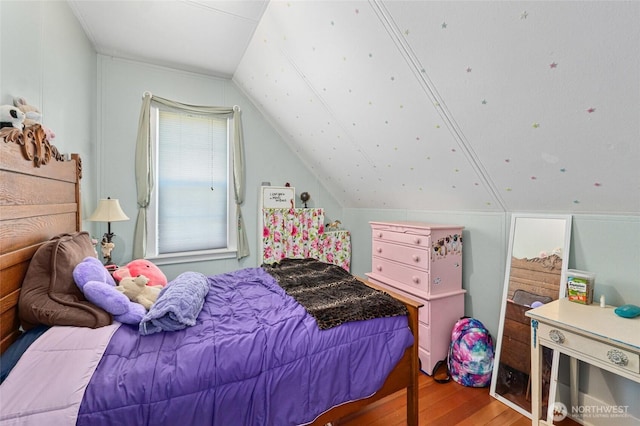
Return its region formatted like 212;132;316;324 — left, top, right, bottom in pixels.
538;322;640;376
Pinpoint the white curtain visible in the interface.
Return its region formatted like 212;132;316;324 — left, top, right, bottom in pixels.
133;92;249;260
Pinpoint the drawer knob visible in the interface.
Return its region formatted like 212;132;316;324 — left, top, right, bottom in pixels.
412;254;420;262
412;276;420;284
377;232;383;238
607;349;629;366
377;247;382;253
413;237;421;244
549;329;565;344
376;265;382;272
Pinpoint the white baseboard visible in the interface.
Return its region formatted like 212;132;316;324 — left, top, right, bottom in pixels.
556;382;639;426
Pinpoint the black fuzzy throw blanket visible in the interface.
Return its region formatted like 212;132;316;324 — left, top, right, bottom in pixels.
263;258;408;330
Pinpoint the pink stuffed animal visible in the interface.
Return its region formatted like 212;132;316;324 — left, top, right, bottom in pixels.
113;259;168;287
41;124;56;140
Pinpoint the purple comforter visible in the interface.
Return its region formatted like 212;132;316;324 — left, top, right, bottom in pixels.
77;267;413;425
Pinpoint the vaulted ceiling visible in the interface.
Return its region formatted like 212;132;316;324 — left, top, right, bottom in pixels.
69;1;640;214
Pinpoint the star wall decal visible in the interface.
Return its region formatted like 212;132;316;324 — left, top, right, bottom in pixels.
441;22;447;29
550;62;558;69
587;107;596;113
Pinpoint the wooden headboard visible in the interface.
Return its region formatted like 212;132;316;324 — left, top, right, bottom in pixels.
0;125;82;353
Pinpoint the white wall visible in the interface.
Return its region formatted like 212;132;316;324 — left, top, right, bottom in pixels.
1;0;97;210
95;55;343;277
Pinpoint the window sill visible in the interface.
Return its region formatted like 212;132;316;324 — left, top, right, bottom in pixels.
146;249;237;266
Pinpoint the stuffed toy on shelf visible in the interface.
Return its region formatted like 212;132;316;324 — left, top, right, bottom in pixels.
0;105;25;129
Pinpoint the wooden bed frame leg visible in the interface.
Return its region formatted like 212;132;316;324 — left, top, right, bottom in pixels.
407;382;418;426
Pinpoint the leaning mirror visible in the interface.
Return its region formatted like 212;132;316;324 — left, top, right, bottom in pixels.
490;214;572;418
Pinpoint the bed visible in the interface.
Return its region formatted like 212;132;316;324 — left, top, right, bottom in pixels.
0;125;421;426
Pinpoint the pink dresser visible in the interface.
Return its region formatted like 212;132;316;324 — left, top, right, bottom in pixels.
366;221;465;375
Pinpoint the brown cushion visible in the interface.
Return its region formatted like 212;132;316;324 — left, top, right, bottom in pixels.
19;231;112;330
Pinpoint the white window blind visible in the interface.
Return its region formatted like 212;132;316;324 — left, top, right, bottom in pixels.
156;109;229;254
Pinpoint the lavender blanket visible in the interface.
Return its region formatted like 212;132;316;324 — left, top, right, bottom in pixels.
139;271;209;335
77;267;413;426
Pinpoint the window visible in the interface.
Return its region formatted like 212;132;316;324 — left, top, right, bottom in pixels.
146;104;237;264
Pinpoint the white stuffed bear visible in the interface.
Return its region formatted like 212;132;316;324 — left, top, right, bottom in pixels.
116;275;163;311
13;97;42;127
0;105;25;129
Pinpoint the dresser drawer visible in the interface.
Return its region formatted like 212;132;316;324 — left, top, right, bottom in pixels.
418;322;431;352
372;240;430;271
419;347;434;375
418;302;429;326
372;228;431;249
371;256;430;297
538;322;640;376
368;275;431;325
418;323;435;374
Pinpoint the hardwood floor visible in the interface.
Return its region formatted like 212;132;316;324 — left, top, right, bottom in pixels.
338;373;580;426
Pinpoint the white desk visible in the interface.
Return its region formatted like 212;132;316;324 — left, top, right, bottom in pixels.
526;299;640;425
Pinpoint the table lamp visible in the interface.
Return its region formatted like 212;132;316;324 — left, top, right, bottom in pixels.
88;197;129;265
